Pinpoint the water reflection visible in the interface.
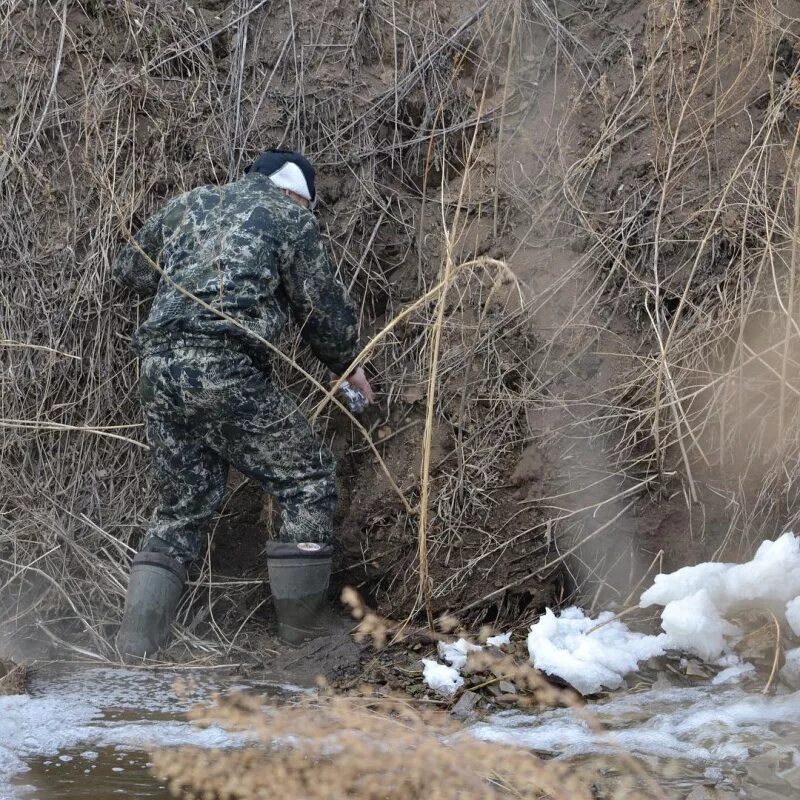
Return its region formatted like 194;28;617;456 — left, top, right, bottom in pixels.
15;748;170;799
2;664;294;800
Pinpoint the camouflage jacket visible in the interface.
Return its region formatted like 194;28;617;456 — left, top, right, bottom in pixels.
113;172;360;376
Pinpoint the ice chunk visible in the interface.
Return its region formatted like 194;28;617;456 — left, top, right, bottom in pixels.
437;638;482;670
486;633;512;647
422;659;464;696
526;607;666;695
659;590;742;661
786;597;800;636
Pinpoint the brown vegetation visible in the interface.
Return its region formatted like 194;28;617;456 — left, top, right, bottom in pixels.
2;0;800;662
151;686;662;800
0;0;557;660
0;659;27;695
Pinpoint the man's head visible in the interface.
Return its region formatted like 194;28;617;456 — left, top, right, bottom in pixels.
245;150;316;209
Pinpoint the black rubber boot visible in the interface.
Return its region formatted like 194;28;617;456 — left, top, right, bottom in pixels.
267;542;333;645
116;551;187;663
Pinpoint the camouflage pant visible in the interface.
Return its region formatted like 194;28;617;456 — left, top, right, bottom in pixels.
139;346;336;565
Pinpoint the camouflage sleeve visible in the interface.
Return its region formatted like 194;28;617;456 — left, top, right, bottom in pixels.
112;202;172;296
281;214;361;376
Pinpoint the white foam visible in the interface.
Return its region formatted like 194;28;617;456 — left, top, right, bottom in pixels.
658;590;742;662
0;693;99;781
525;534;800;693
641;532;800;660
526;608;666;695
422;659;464;696
0;666;287;798
472;686;800;763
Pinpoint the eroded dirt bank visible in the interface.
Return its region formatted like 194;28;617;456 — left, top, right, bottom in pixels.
1;0;800;662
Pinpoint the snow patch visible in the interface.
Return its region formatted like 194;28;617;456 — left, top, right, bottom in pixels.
486;633;512;647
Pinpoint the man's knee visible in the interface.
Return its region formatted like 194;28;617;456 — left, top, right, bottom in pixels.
145;444;228;566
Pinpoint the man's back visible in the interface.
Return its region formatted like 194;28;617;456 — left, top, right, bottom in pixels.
114;171;359;375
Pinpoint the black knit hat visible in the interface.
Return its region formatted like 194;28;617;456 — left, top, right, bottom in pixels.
245;149;316;203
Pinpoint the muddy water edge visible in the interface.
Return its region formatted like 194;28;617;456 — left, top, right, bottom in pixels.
4;663;800;799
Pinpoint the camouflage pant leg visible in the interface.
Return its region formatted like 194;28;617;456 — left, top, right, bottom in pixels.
139;347;336;565
139;353;229;565
199;355;337;547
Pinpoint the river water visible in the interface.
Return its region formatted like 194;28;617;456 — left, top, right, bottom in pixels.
2;666;298;799
3;665;800;799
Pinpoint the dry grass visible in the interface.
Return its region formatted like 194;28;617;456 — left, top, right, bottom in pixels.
482;0;800;605
0;660;27;695
151;689;663;800
0;0;550;655
2;0;798;657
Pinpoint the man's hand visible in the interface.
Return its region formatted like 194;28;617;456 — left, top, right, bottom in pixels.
344;367;374;405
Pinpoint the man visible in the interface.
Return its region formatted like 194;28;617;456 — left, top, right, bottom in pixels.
113;150;373;660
